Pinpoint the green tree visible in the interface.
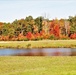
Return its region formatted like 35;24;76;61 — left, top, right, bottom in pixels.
69;16;76;34
35;16;43;32
2;23;10;36
25;16;33;22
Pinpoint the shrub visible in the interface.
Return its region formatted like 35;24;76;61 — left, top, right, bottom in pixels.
70;33;76;39
60;35;69;40
49;34;55;40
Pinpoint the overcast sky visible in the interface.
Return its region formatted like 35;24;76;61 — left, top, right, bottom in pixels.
0;0;76;22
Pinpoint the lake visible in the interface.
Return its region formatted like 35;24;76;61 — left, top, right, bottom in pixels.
0;48;76;56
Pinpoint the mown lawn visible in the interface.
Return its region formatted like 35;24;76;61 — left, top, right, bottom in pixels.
0;56;76;75
0;40;76;48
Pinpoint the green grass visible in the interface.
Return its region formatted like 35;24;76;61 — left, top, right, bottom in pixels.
0;56;76;75
0;40;76;48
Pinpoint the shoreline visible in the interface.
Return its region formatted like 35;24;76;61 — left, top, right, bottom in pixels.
0;40;76;49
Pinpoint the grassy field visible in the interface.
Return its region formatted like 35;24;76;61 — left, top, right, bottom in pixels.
0;40;76;48
0;56;76;75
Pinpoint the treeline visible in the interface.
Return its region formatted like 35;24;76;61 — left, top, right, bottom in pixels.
0;15;76;41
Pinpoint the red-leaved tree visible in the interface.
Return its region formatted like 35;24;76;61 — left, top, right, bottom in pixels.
26;32;34;40
70;33;76;39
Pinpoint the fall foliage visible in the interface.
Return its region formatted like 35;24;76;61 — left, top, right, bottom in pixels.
0;15;76;41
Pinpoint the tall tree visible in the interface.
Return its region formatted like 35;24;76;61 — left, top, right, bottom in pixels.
69;16;76;34
35;16;43;32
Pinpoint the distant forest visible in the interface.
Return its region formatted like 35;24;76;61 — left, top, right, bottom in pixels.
0;15;76;41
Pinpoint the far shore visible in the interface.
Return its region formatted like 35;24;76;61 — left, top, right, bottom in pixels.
0;40;76;49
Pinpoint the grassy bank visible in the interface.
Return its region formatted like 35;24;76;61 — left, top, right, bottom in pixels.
0;56;76;75
0;40;76;48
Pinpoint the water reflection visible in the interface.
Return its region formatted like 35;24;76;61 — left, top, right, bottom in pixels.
0;48;76;56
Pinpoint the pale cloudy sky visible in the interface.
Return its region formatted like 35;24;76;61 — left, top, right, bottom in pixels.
0;0;76;22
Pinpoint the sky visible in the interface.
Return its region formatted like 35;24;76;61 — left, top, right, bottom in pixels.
0;0;76;22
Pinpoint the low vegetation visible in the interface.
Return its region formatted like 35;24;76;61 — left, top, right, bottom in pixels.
0;40;76;48
0;56;76;75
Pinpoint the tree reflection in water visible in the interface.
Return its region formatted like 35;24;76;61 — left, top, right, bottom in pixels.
0;48;76;56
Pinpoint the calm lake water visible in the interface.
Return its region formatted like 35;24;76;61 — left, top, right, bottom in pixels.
0;48;76;56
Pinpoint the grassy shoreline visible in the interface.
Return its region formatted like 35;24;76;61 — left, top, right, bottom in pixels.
0;56;76;75
0;40;76;48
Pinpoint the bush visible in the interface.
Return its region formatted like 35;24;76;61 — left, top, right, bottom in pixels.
26;44;31;48
60;35;69;40
70;33;76;39
49;34;55;40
